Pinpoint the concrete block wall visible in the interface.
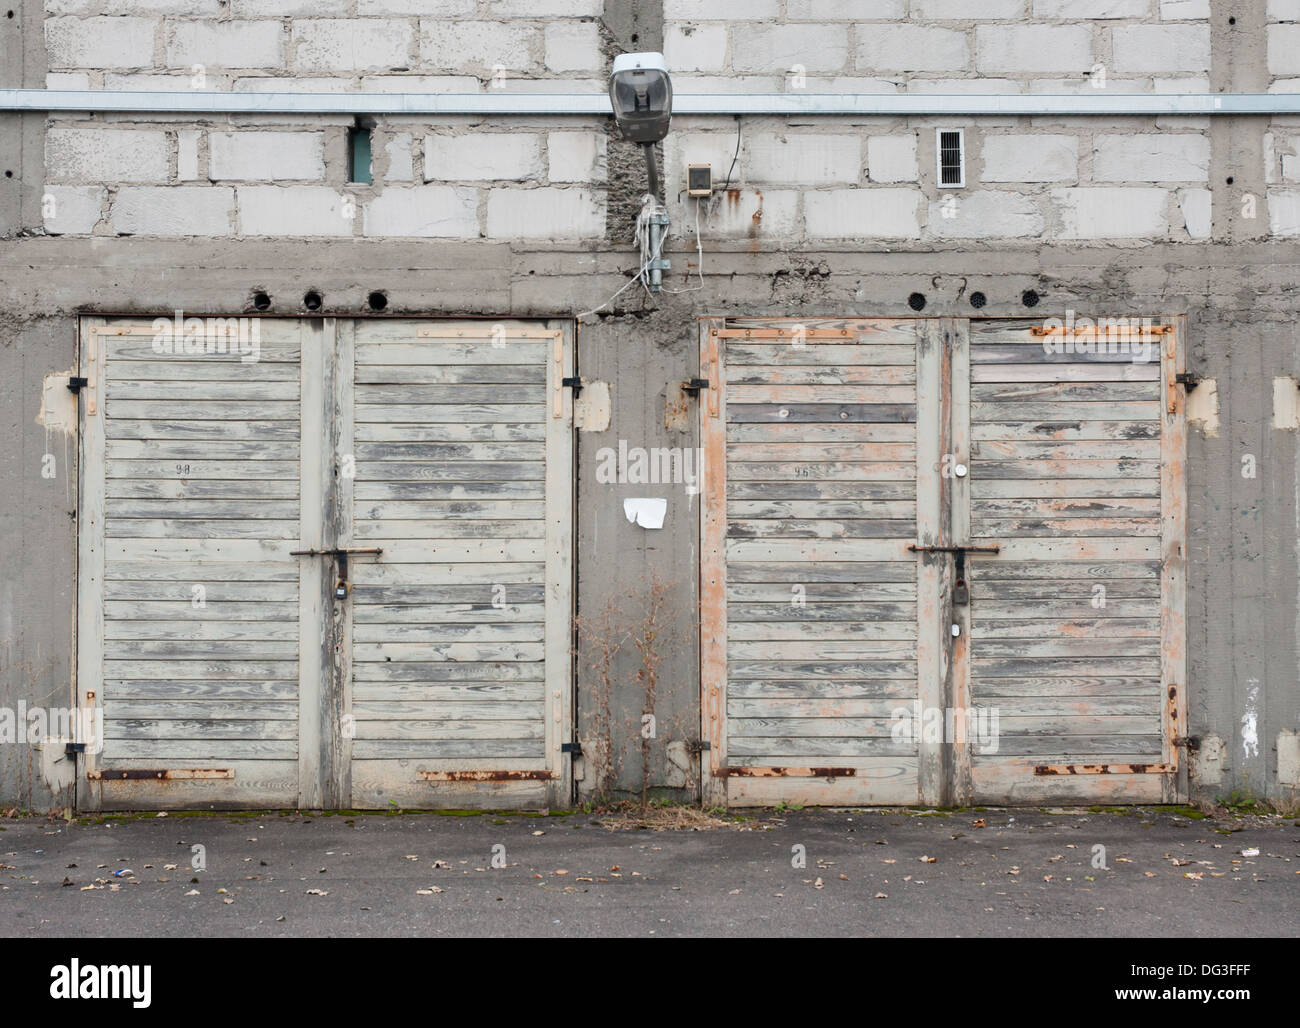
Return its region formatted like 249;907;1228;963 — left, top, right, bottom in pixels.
665;1;1218;94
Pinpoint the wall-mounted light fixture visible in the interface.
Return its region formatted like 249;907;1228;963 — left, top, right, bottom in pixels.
610;52;672;291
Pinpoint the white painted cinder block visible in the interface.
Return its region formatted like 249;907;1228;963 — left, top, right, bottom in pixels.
1179;187;1212;239
46;128;170;183
664;24;728;74
982;134;1078;182
858;25;969;73
547;132;607;183
238;185;353;236
109;0;222;12
1269;189;1300;236
358;0;473;14
544;21;601;74
1033;0;1148;18
292;20;413;73
46;16;156;70
364;185;479;237
41;185;104;235
787;0;905;15
420;20;536;76
486;187;604;239
1053;187;1170;239
486;0;601;13
1269;0;1300;21
665;0;779;17
166;20;284;70
733;24;851;74
1159;0;1211;18
231;0;345;12
384;133;414;181
425;133;543;182
1112;25;1211;73
177;129;200;181
692;189;799;239
867;135;918;183
46;72;91;90
1092;134;1210;182
929;191;1044;239
746;133;861;186
114;186;234;236
915;0;1022;16
804;188;922;239
1269;26;1300;76
209;131;325;182
664;131;746;195
976;25;1093;73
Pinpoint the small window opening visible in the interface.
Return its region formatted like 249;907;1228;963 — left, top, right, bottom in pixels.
348;124;373;185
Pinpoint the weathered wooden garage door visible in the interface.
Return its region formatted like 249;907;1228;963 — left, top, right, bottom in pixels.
700;316;1186;807
963;318;1185;804
346;321;573;809
77;317;573;810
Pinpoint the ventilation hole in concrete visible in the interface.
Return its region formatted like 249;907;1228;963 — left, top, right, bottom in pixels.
970;291;987;309
3;170;11;178
5;11;13;18
1226;176;1234;185
368;291;388;311
303;290;323;311
252;291;271;312
1021;289;1040;308
1228;16;1236;24
631;33;638;43
908;293;926;312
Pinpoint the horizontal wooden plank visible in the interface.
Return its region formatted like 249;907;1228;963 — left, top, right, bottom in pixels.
106;419;299;442
967;497;1161;519
353;720;543;741
973;401;1160;421
102;359;299;381
354;462;545;482
971;381;1160;403
729;640;917;660
352;682;545;702
971;676;1161;698
727;539;912;562
353;520;545;540
726;500;917;520
106;499;298;519
727;737;913;757
107;380;299;401
352;661;542;682
972;345;1159;365
104;639;296;658
106;562;297;585
974;737;1162;757
355;500;545;520
972;617;1161;639
729;601;916;622
104;620;298;642
353;623;544;644
353;642;544;662
728;698;912;718
355;340;547;364
107;441;299;462
355;364;545;385
106;459;299;480
354;603;544;624
727;422;915;443
727;442;915;462
352;562;544;586
727;461;913;481
729;679;917;699
973;459;1159;479
973;657;1162;678
105;680;297;700
108;479;299;500
729;660;917;680
108;400;298;421
350;740;543;759
356;403;544;424
970;363;1160;383
101;740;297;759
978;539;1159;560
354;442;544;462
729;403;916;424
353;481;545;500
972;420;1160;442
106;520;298;540
973;638;1160;658
971;478;1160;499
729;384;915;404
355;384;546;404
355;422;546;442
730;717;902;738
973;598;1160;618
728;519;916;539
969;516;1161;537
727;561;915;583
105;600;297;621
724;343;915;366
973;697;1161;716
352;584;545;604
730;621;915;641
729;365;916;386
975;440;1160;460
106;539;296;561
105;718;297;741
354;702;543;722
727;480;915;501
726;582;916;601
104;659;298;679
104;700;296;721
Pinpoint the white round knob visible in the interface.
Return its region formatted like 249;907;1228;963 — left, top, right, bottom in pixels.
954;463;968;478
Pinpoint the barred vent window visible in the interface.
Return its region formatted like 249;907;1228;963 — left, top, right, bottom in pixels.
937;129;965;188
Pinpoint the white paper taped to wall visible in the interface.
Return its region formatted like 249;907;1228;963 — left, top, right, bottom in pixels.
623;497;667;529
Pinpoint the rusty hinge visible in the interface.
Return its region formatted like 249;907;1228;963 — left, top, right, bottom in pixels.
681;378;709;396
67;376;89;393
64;742;85;758
561;376;585;395
686;739;711;755
561;742;583;756
1175;371;1201;390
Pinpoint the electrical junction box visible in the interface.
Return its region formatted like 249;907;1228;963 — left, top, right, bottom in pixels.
687;164;712;197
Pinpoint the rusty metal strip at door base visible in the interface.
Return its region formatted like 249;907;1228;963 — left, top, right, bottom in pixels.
88;769;234;781
417;770;557;782
716;767;857;779
1033;764;1175;776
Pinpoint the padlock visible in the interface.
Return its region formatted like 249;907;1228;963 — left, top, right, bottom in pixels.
335;580;349;600
953;578;969;605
